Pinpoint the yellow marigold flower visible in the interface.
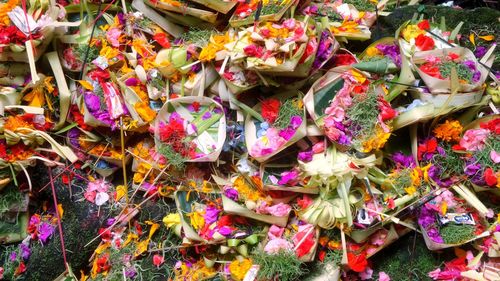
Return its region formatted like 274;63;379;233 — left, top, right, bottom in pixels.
362;127;391;152
401;25;425;41
134;101;157;123
188;211;205;230
433;120;463;142
229;258;253;281
163;213;181;228
404;185;417;195
365;46;381;57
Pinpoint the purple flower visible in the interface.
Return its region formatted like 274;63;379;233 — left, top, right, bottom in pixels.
125;77;140;86
464;161;481;176
20;243;30;260
67;128;80;148
298;150;313;162
418;206;435;228
278;170;299;185
38;222;55;244
218;226;232;236
474;46;487;58
427;227;444;243
279;128;295;141
204;206;220;225
202;112;212;120
428;166;453;187
472;71;481;83
392;152;415;168
84;93;101;112
290;116;303;130
224;188;238;201
191;63;201;73
9;251;17;261
117;13;126;25
338;134;351;146
313;31;334;70
463;60;477;71
125;268;137;278
376;43;401;67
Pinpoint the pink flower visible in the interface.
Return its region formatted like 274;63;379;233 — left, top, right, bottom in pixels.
459;129;490;151
84;191;96;203
312;142;325;153
324;106;345;122
268;225;284;240
244;44;263;58
428;269;441;280
255;201;269;214
490;151;500;163
359;267;373;280
283;19;296;30
265;203;292;217
264;238;293;254
378;272;391;281
153;254;164;267
106;28;122;48
250;128;287;157
370;230;388;246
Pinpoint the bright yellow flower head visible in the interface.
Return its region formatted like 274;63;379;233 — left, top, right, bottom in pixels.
365;46;381;57
188;210;206;230
163;213;181;228
401;24;425;41
229;258;253;281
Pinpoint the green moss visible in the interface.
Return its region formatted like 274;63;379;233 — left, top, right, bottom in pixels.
372;233;443;281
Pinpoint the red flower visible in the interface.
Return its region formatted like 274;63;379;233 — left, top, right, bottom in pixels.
0;141;7;159
96;255;111;273
417;138;438;161
217;215;233;228
153;33;171;48
417;20;430;30
295;230;315;258
480;118;500;134
415;34;435;51
419;62;442;79
88;69;110;82
158;119;186;143
387;198;395;209
333;53;357;66
484;168;497;187
297;195;313;209
243;45;264;58
347;252;368;272
378;97;398;121
318;250;326;262
191;101;201;112
261;98;281;124
153;254;165;267
447;52;460;61
14;261;26;276
98;228;112;242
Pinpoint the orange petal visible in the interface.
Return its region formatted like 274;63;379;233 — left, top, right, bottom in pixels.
469;33;475;46
478;35;495;41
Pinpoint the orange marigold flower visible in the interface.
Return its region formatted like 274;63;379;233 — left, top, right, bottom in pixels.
433;120;463;142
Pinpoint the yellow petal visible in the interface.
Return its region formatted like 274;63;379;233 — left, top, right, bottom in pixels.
78;80;94;91
478;35;495;41
469;33;475;46
440;202;447;215
94;242;110;254
115;185;126;201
